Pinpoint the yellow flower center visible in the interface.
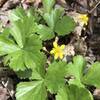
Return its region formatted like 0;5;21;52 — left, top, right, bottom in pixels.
78;14;89;25
50;41;65;59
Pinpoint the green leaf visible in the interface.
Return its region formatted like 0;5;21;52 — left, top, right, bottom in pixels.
1;34;44;73
9;50;26;71
0;36;20;56
0;7;46;79
56;85;93;100
9;7;37;48
9;7;26;22
1;8;44;71
66;55;86;87
24;52;46;79
7;51;46;80
42;0;55;13
16;69;32;79
16;80;47;100
10;21;23;48
83;62;100;88
24;34;42;51
43;8;63;29
10;17;36;48
37;25;54;40
1;28;10;38
45;61;67;93
55;16;76;36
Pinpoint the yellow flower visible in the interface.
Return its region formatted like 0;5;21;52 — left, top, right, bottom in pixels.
78;14;89;25
50;41;65;59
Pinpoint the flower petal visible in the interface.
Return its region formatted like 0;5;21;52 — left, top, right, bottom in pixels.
50;49;54;54
54;53;59;59
59;53;63;59
53;41;58;48
60;45;65;50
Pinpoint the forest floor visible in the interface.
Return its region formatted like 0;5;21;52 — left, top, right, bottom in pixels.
0;0;100;100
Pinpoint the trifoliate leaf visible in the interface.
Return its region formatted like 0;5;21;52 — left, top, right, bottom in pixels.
66;55;86;87
45;61;67;93
16;81;47;100
55;16;76;36
2;36;46;79
40;8;64;40
0;7;45;72
1;33;44;72
56;85;93;100
83;62;100;88
42;0;55;13
0;13;45;72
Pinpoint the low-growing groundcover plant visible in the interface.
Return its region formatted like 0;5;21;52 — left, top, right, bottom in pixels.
0;0;100;100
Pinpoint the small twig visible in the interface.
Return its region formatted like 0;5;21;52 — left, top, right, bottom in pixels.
1;79;14;100
89;1;100;13
65;0;100;14
42;47;50;54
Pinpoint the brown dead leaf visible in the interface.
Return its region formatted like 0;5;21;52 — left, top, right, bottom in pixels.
22;0;41;8
22;0;41;4
22;0;35;3
0;0;7;7
94;89;100;100
56;0;67;7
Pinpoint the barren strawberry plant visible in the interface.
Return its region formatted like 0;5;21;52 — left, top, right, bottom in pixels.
0;0;100;100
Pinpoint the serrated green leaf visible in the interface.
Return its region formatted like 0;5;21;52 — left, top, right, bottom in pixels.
9;50;26;71
16;69;32;79
24;51;46;79
9;7;37;49
10;21;23;48
40;8;64;40
1;28;10;38
9;7;26;22
9;7;39;23
37;25;54;40
83;62;100;88
24;34;42;51
0;7;45;72
66;55;86;87
0;7;46;80
7;50;46;79
0;36;20;56
16;81;47;100
55;16;76;36
42;0;55;13
45;61;67;93
43;8;63;29
56;85;93;100
1;33;44;71
10;17;36;48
